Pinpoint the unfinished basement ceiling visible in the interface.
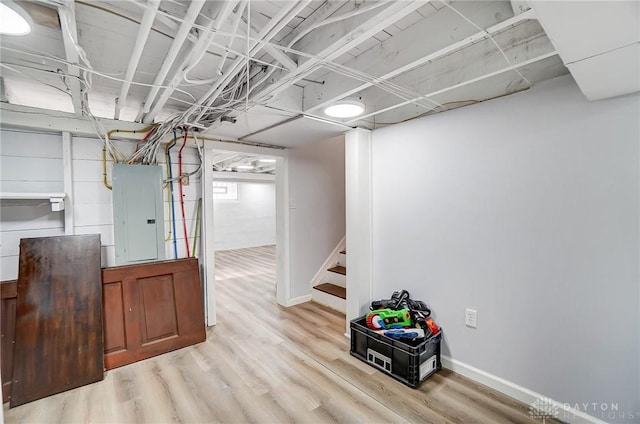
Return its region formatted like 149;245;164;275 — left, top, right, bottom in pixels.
211;150;276;174
0;0;575;147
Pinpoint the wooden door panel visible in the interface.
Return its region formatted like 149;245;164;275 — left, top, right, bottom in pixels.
1;281;18;403
102;281;127;354
173;269;208;340
138;274;179;345
11;235;103;407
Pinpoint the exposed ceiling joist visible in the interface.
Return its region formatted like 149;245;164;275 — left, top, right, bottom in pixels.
305;8;536;114
217;1;249;75
248;1;430;107
241;9;298;71
1;0;583;147
212;152;240;166
190;0;314;123
57;0;82;115
136;0;206;122
347;50;558;124
279;1;348;49
144;0;239;123
115;0;160;120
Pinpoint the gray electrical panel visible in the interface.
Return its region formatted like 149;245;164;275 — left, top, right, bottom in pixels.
112;164;165;265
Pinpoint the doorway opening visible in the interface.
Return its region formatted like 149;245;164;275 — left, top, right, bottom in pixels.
201;147;289;326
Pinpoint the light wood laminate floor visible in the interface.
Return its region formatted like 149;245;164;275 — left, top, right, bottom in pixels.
3;245;556;423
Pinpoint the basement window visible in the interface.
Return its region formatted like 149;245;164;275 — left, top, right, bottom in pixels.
213;182;238;200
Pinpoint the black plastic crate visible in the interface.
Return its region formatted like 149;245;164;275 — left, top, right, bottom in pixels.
349;315;442;388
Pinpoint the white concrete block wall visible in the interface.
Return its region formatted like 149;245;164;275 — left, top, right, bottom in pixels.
213;181;276;251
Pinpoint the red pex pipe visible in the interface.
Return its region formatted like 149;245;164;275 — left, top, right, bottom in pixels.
179;130;191;257
135;127;155;153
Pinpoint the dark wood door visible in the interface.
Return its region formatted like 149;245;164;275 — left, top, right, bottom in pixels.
102;258;206;370
10;235;104;407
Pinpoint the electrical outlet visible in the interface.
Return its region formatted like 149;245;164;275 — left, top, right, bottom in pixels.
465;308;477;328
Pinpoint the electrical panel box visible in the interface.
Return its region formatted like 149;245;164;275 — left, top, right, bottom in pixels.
112;164;165;265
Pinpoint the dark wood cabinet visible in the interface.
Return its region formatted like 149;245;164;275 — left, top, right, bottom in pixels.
102;257;206;370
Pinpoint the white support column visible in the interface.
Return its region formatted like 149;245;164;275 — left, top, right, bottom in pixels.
62;132;74;235
275;155;290;306
345;128;373;334
201;148;216;326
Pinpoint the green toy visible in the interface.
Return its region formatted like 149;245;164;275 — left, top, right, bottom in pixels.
366;308;412;329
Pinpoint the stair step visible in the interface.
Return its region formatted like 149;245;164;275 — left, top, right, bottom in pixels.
340;249;346;254
327;265;346;275
314;283;346;299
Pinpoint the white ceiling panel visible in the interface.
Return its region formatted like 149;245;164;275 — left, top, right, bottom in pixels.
567;43;640;101
242;116;349;148
531;1;640;64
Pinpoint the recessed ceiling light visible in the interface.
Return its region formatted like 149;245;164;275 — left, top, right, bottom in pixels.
258;158;276;163
0;2;32;36
324;99;365;118
236;165;253;170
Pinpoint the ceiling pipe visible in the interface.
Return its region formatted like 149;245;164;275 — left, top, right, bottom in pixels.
144;0;240;123
136;0;205;122
190;0;313;123
115;0;160;120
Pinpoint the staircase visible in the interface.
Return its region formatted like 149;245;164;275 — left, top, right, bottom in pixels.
312;249;346;313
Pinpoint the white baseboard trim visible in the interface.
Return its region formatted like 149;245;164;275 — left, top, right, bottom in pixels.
310;236;346;288
441;356;607;424
286;294;312;306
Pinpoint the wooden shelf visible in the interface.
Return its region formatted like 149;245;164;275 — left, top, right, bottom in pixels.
0;192;66;211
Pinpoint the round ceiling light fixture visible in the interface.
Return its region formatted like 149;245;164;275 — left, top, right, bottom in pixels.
324;99;365;118
0;1;32;36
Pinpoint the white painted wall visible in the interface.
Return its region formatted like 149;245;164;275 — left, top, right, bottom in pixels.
288;135;345;299
0;129;65;280
371;75;639;421
0;129;202;281
213;181;276;251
